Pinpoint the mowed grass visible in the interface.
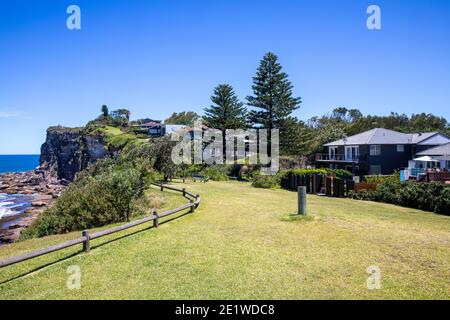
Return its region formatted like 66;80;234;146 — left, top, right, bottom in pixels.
0;181;449;299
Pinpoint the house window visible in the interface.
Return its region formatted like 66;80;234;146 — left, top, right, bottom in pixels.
370;145;381;156
328;146;337;160
345;146;359;161
397;144;405;152
446;161;450;169
370;165;382;175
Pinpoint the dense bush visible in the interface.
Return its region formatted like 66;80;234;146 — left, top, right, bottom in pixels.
434;187;450;214
200;165;229;181
376;177;402;204
365;171;400;184
397;181;445;212
348;189;378;201
284;168;352;179
350;178;450;215
251;174;281;189
23;162;149;238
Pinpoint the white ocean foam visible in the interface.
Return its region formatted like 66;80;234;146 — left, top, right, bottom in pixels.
0;194;31;219
0;207;14;219
0;196;17;218
0;201;14;207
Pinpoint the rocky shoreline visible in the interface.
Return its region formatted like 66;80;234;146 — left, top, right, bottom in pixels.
0;125;112;244
0;169;67;243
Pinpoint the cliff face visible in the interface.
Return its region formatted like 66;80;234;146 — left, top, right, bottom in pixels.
40;126;110;181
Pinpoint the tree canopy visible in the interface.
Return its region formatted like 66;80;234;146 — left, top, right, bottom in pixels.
164;111;199;126
203;84;247;131
247;52;301;130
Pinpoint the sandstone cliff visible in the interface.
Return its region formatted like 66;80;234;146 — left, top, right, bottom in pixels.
39;126;111;181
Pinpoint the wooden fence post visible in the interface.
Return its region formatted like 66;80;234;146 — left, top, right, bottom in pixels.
195;194;200;208
153;210;159;228
160;184;164;191
182;188;186;197
190;200;195;213
82;230;90;253
298;186;307;215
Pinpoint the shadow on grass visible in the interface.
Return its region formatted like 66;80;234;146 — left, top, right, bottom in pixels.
0;251;81;286
0;209;192;286
279;214;316;222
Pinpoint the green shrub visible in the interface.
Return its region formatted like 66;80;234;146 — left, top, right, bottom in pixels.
350;178;450;216
434;187;450;215
331;169;353;179
365;171;400;183
200;165;229;181
365;175;389;183
251;175;280;189
23;162;149;238
398;181;445;212
284;168;352;179
348;189;378;201
376;178;402;204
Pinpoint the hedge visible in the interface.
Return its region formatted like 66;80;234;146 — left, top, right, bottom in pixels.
348;180;450;215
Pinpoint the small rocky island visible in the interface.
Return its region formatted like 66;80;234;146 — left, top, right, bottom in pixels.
0;125;112;243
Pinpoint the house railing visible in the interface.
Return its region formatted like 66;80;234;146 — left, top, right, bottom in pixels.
315;154;363;162
0;183;200;269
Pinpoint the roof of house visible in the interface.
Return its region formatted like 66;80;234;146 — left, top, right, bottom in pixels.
140;121;161;127
416;142;450;156
324;128;447;147
324;128;413;146
411;132;438;143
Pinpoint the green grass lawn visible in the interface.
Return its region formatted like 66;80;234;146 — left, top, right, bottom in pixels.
0;181;449;299
93;126;144;148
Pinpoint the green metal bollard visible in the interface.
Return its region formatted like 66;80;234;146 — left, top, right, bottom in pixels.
298;186;307;215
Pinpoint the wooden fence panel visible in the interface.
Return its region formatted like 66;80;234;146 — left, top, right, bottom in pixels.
338;179;345;197
332;178;339;197
325;177;332;196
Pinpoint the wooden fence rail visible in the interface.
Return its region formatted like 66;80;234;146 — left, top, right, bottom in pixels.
0;183;200;269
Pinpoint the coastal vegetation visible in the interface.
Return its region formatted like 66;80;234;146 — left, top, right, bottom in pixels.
164;111;200;126
22;156;158;238
348;177;450;215
1;181;449;299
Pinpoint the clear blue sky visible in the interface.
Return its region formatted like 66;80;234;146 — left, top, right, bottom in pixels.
1;0;449;154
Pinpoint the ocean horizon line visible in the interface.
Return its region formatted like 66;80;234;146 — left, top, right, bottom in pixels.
0;154;40;156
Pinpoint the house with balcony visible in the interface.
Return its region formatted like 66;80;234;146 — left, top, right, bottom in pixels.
316;128;450;176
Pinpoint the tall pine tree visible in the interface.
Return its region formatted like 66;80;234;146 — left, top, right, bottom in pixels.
204;84;247;130
247;52;301;130
203;84;247;157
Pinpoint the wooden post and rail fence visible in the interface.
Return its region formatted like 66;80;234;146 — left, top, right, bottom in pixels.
0;183;201;269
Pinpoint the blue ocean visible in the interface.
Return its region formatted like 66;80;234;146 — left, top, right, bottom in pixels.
0;154;40;174
0;155;39;222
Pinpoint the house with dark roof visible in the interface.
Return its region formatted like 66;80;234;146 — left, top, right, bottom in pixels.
316;128;450;175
